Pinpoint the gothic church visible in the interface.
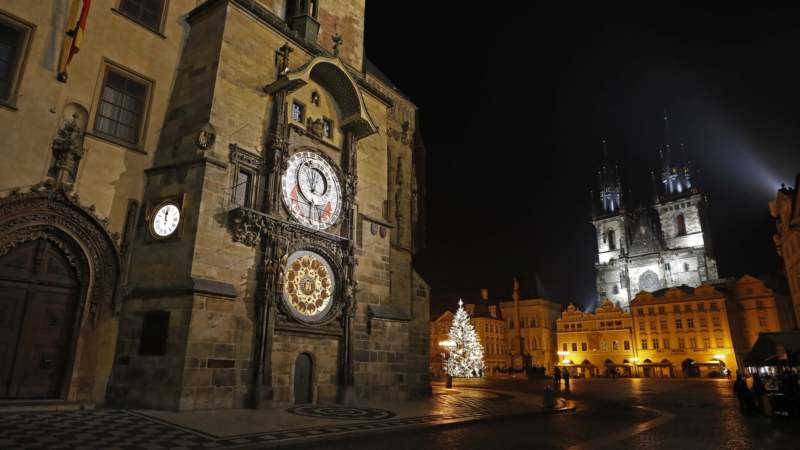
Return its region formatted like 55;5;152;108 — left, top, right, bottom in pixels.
591;116;718;310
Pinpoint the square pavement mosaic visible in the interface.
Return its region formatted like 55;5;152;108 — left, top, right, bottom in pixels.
0;389;529;449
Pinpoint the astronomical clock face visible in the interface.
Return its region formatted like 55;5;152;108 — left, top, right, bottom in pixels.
283;251;336;322
282;151;342;230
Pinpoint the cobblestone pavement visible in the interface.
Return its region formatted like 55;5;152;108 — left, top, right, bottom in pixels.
292;378;800;450
0;386;553;449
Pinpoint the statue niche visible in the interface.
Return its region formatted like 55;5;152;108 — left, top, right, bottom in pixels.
48;103;89;188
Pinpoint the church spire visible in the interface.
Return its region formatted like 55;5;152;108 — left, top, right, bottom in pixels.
595;139;622;215
658;113;694;198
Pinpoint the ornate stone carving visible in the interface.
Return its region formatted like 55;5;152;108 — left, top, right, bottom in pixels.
229;144;263;169
0;184;120;316
306;117;325;138
228;207;267;247
197;127;216;150
332;33;343;56
50;113;86;187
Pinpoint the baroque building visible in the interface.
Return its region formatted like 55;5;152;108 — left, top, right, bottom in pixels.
0;0;429;410
498;279;561;375
591;116;718;310
556;300;635;377
557;276;793;378
770;174;800;325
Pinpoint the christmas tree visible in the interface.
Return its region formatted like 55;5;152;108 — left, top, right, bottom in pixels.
445;299;485;378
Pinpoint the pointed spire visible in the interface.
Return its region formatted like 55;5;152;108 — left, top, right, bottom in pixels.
458;298;463;307
601;139;608;162
650;170;659;203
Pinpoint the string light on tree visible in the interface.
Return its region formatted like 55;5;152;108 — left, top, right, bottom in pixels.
444;299;485;378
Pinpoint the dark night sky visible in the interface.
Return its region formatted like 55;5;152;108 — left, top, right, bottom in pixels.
363;5;800;315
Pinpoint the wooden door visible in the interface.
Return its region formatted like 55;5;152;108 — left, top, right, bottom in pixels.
293;353;312;404
0;240;80;398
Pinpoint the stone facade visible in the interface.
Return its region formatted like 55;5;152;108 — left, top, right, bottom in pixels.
591;118;718;310
0;0;429;410
556;300;636;377
498;296;561;375
770;175;800;326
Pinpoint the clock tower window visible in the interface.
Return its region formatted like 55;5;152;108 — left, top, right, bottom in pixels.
233;170;253;208
676;214;687;236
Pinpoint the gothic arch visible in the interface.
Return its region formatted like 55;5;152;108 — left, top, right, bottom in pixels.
284;57;377;139
0;185;121;318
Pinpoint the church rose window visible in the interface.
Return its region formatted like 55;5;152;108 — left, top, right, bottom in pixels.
638;270;660;292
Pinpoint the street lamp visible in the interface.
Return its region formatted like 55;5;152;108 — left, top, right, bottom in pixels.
439;339;456;388
629;357;639;378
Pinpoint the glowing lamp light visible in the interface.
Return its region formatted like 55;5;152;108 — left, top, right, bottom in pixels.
629;357;639;363
439;340;456;349
713;354;725;361
557;351;569;356
561;359;572;365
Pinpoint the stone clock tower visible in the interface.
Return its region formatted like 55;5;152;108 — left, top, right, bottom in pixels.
108;0;430;410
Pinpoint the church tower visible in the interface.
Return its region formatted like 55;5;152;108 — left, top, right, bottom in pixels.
591;114;719;312
652;113;718;286
591;141;631;308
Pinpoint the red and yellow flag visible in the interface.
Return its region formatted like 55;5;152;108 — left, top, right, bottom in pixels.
57;0;92;82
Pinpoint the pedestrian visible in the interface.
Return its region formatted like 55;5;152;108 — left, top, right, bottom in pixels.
564;369;571;391
752;373;766;413
733;374;753;414
553;366;562;388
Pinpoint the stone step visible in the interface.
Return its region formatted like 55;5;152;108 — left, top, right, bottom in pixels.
0;400;94;413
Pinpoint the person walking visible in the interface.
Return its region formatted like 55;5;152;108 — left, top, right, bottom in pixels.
563;368;571;391
733;374;753;414
752;373;766;413
553;366;562;388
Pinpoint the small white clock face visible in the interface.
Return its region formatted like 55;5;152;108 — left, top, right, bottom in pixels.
151;203;181;237
281;151;342;230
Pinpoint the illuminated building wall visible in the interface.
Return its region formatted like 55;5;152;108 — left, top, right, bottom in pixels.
556;300;636;377
770;175;800;325
499;298;562;375
631;285;738;377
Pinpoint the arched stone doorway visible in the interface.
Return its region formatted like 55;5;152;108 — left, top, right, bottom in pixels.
0;186;120;402
0;240;81;398
293;353;313;404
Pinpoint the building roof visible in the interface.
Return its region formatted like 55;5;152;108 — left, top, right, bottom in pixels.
744;331;800;367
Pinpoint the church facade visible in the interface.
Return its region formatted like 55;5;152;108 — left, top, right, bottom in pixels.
591;117;718;310
0;0;429;410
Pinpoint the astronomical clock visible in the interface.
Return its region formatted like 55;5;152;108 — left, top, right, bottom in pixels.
226;58;366;350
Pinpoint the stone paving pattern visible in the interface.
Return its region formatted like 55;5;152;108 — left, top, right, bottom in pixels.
0;386;546;449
